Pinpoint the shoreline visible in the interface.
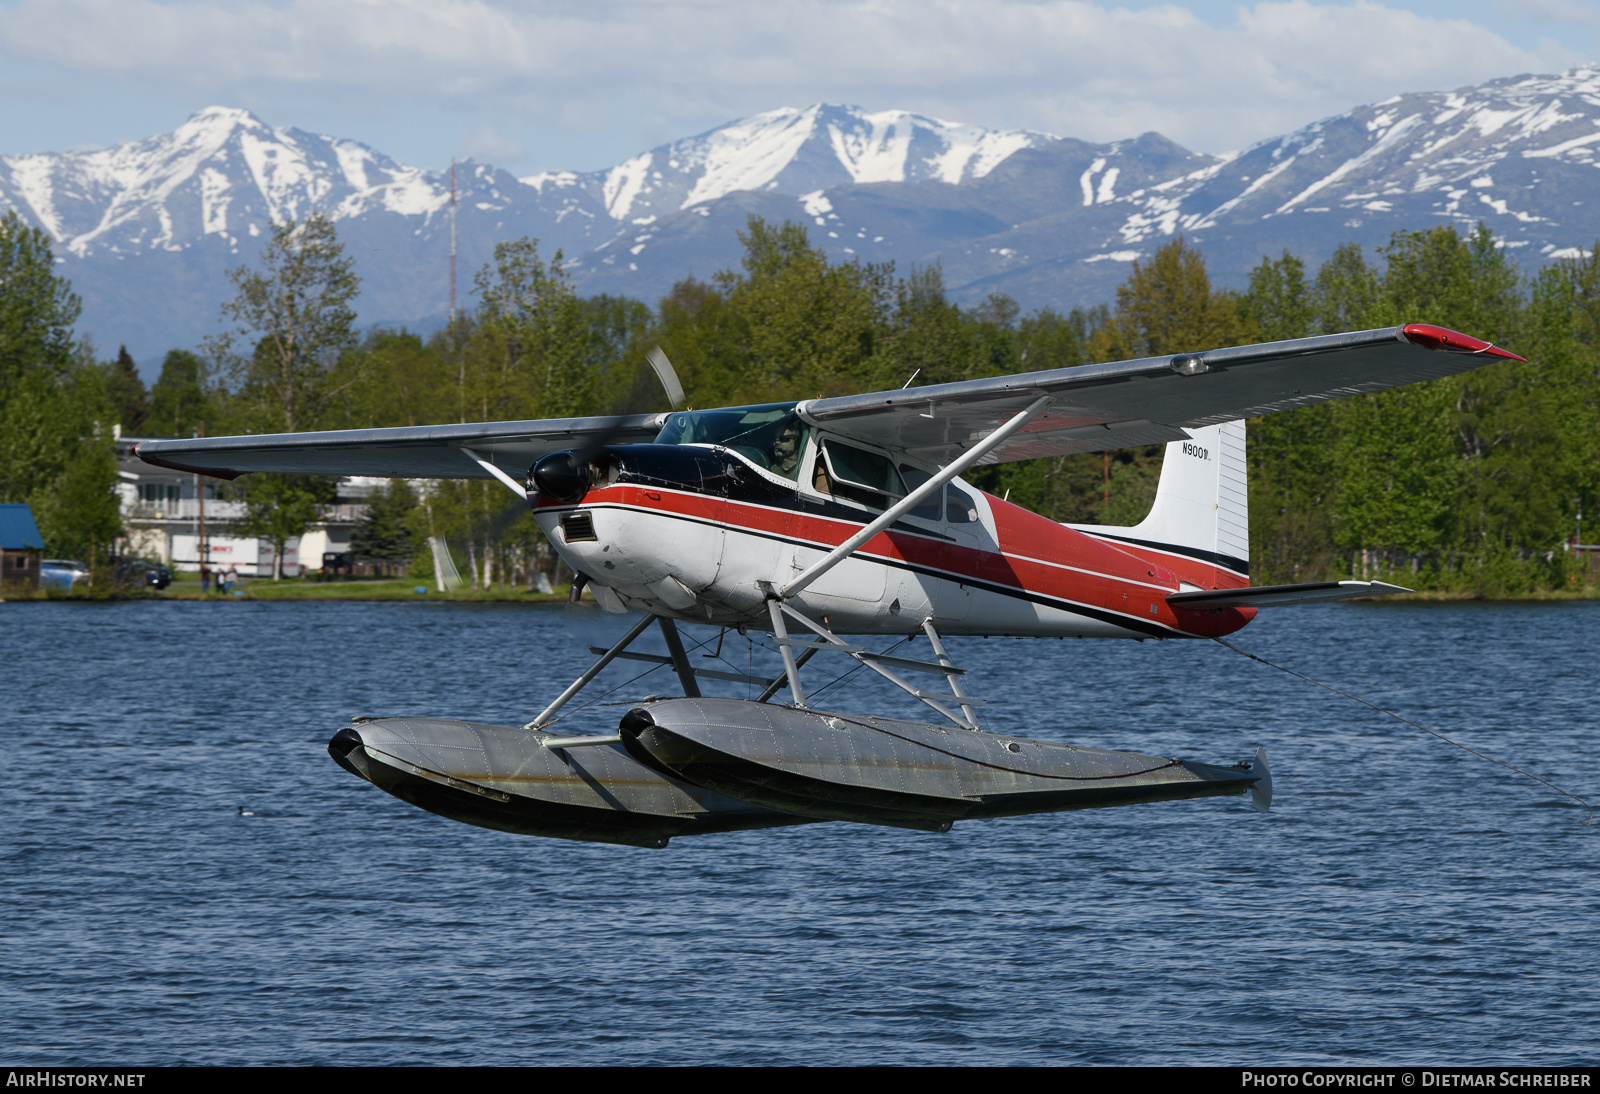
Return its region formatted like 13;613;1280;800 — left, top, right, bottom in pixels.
5;579;1597;604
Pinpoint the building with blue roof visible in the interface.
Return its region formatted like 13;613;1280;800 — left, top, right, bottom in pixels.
0;503;45;590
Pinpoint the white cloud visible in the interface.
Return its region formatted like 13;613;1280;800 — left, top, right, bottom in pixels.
457;123;525;164
0;0;1578;158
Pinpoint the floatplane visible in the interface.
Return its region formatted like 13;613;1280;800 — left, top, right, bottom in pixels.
136;323;1520;847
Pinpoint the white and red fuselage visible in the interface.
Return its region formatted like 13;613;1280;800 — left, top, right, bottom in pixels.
531;433;1255;642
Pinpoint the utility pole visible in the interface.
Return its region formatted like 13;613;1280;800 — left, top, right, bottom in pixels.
195;421;207;589
449;158;458;323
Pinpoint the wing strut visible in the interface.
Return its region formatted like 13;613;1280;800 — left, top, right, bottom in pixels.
780;394;1053;599
460;447;530;501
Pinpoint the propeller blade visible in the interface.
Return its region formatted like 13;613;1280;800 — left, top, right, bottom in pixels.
646;346;685;410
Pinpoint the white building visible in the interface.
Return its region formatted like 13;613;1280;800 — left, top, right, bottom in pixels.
117;433;379;577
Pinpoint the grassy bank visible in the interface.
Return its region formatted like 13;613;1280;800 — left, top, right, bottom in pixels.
1;577;578;603
166;578;574;602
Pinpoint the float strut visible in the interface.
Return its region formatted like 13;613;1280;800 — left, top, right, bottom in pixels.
525;613;656;728
656;617;702;698
764;589;807;708
923;618;979;730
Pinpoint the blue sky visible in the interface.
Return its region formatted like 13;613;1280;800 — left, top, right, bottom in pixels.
1;0;1595;175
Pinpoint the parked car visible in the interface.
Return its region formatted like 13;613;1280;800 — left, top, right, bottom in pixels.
40;559;89;590
115;558;172;590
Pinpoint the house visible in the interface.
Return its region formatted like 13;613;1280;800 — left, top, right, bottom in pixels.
0;503;45;590
116;433;378;577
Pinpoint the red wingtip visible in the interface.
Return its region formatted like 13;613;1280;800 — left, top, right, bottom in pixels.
1401;323;1527;362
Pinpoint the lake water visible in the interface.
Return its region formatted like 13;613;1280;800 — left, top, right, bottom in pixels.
2;598;1596;1065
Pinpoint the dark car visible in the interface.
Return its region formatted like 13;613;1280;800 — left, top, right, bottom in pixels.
116;558;173;590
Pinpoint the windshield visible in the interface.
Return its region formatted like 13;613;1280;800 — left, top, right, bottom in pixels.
654;403;808;479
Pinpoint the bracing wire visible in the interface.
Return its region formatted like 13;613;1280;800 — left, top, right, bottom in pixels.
538;622;724;728
807;636;914;704
1212;636;1592;827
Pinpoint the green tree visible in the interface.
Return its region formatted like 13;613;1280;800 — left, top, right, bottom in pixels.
350;480;421;572
1241;250;1336;582
1310;243;1384;333
105;345;149;434
236;474;337;581
1015;306;1097;374
1088;236;1256;361
0;210;80;387
465;237;591;423
580;294;657;412
876;264;973;388
211;214;361;433
1241;250;1314;342
144;350;213;437
652;276;744;409
1054;238;1256;529
210;215;360;576
1528;249;1600;551
334;329;451;430
716;216;892;401
0;212;121;561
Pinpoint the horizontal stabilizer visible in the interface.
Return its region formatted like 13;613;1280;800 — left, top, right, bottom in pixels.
1167;580;1411;609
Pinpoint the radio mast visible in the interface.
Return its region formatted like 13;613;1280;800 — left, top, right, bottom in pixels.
448;159;458;323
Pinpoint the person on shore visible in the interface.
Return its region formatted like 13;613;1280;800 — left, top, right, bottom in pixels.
225;565;238;594
200;562;211;593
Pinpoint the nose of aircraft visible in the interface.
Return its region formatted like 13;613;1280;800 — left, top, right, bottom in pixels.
530;449;591;502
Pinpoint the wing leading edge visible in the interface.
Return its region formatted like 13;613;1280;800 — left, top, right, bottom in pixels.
803;323;1522;465
133;413;669;481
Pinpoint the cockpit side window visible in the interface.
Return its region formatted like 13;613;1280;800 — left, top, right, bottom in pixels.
815;440;906;511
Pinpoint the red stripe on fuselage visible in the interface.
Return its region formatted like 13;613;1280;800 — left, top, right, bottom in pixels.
542;484;1252;637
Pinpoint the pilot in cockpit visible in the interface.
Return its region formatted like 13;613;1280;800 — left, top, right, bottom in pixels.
768;417;804;478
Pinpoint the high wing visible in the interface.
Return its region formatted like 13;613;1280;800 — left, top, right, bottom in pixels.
131;323;1519;479
805;323;1521;465
133;414;669;481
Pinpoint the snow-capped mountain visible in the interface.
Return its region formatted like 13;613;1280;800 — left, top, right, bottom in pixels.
2;72;1598;371
0;103;1055;365
527;104;1053;222
0;106;446;257
581;68;1600;310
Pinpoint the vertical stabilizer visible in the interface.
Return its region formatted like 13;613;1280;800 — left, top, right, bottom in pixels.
1067;421;1249;585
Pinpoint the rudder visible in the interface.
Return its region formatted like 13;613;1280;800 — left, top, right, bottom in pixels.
1066;421;1248;586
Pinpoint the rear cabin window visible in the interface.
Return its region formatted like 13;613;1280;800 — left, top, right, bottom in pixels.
945;482;979;523
897;466;943;521
816;440;905;511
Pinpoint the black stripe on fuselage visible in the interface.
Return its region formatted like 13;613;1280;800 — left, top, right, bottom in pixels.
551;497;1180;641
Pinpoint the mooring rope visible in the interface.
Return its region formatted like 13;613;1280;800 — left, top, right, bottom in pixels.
1212;637;1592;827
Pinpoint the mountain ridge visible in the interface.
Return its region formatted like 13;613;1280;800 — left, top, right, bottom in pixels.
3;70;1597;372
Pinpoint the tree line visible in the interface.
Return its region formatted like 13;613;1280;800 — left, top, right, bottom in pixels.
1;205;1595;593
